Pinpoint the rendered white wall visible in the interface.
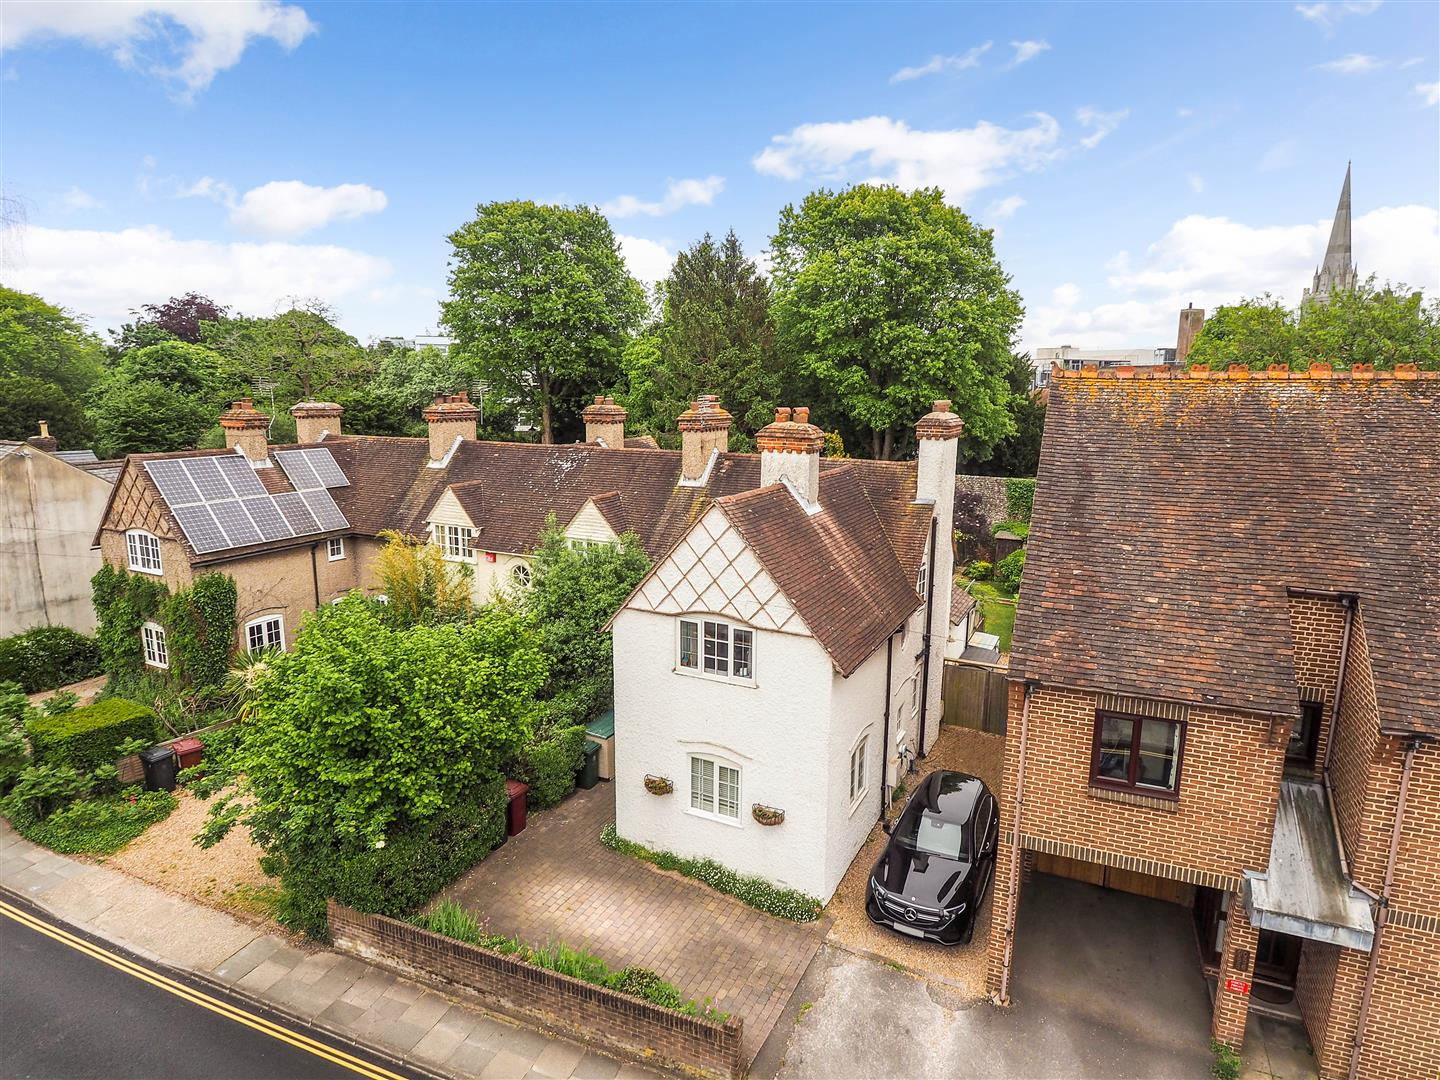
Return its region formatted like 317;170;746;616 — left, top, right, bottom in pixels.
915;435;958;755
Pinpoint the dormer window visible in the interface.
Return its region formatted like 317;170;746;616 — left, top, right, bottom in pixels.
435;523;474;562
126;530;163;575
678;617;754;681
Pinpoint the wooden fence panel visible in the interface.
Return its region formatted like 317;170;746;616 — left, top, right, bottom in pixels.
941;660;1008;735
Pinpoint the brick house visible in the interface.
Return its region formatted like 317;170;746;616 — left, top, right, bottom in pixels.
609;404;962;902
986;363;1439;1079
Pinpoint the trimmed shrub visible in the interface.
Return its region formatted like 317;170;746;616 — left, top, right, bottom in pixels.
995;549;1026;593
27;698;159;773
5;788;176;854
270;779;508;939
0;626;102;693
512;725;586;809
962;560;992;580
602;823;822;922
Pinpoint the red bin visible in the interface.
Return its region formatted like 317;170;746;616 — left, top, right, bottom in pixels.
505;780;529;837
173;737;204;771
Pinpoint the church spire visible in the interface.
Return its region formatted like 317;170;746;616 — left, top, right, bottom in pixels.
1304;163;1358;305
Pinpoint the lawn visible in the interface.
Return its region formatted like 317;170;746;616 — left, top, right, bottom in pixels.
966;580;1017;653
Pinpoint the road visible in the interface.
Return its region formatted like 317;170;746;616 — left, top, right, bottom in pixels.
0;897;429;1080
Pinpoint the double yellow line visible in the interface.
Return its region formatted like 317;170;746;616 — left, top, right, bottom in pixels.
0;898;410;1080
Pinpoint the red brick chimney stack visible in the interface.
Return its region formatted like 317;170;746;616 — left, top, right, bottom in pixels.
423;392;480;464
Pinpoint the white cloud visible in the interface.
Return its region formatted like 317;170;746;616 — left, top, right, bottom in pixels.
752;114;1063;204
1075;106;1129;149
1022;204;1440;349
890;42;991;83
1007;40;1051;68
987;195;1026;219
228;181;387;237
0;0;315;98
1314;53;1384;74
1;223;394;328
176;175;238;205
1417;81;1440;106
1176;106;1195;118
1187;174;1206;194
1259;139;1300;172
1294;1;1382;33
616;235;674;285
601;176;725;219
60;186;102;211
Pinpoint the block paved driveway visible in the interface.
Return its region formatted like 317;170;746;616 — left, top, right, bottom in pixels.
441;782;824;1065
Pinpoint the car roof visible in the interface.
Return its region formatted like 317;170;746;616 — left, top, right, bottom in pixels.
908;770;987;824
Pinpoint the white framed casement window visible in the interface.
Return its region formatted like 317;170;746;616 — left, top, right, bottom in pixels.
434;523;474;562
677;617;754;682
126;530;163;575
850;734;869;805
916;536;929;599
327;536;345;561
689;755;741;821
245;614;285;654
141;621;168;669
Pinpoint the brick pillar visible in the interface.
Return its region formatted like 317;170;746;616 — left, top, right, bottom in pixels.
986;679;1028;1003
1212;895;1259;1050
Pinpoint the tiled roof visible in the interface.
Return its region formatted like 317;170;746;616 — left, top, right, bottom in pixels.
716;464;927;676
1012;364;1440;737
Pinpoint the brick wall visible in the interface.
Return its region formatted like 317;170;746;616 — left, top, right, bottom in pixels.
1330;615;1381;877
953;474;1011;526
1287;595;1346;771
327;902;744;1080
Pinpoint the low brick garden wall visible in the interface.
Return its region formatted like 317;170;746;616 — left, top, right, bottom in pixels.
327;901;745;1079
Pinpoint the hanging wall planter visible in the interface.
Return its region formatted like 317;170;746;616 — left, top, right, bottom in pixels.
644;774;673;796
752;804;785;826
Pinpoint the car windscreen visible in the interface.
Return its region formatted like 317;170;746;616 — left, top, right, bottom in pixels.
893;809;969;860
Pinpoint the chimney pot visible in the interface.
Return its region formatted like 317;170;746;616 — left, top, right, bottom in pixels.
775;407;792;423
793;406;810;424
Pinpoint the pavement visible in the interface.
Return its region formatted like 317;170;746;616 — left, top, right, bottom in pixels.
441;782;824;1065
0;819;655;1080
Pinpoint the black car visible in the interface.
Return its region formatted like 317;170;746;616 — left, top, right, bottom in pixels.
865;770;999;946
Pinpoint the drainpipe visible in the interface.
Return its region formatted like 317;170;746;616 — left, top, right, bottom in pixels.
916;517;939;759
998;680;1036;1005
1347;736;1424;1080
879;628;897;824
310;542;322;608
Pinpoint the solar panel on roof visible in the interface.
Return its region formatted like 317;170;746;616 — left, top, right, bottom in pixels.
215;454;267;497
144;460;202;506
209;500;263;548
274;492;319;534
171;503;228;553
301;489;349;532
303;448;349;488
242;496;293;542
183;458;232;501
274;450;322;490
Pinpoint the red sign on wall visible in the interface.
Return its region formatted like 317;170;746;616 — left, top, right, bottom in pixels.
1224;978;1251;996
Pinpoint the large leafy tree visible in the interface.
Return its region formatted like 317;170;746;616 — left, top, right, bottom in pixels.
112;292;228;353
0;375;94;447
107;341;224;400
770;185;1023;460
198;600;545;933
91;380;213;457
202;300;369;402
965;352;1045;477
442;201;647;443
1188;280;1440;371
621;232;785;447
0;286;105;397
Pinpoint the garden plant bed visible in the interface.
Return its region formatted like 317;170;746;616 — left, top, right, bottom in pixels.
106;788;278;923
823;726;1005;997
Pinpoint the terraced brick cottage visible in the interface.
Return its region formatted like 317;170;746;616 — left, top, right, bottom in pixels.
610;403;964;903
986;363;1439;1080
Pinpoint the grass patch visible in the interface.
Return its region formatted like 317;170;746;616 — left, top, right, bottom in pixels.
601;822;822;922
6;788;177;855
966;580;1016;652
410;900;728;1021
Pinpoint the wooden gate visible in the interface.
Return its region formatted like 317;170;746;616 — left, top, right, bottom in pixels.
941;660;1009;734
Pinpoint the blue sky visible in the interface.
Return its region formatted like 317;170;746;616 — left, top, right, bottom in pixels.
3;1;1437;352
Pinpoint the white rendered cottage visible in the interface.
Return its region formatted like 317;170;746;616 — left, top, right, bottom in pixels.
611;403;962;902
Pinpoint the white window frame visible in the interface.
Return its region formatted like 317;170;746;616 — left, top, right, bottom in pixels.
245;614;285;654
688;754;742;824
917;536;929;599
510;562;532;588
849;733;870;807
141;621;168;669
676;616;755;683
434;523;475;562
327;536;346;561
126;530;163;575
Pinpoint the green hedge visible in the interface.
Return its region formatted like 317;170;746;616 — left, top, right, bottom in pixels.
995;549;1026;593
268;779;508;939
4;788;176;855
601;823;822;922
0;626;102;693
27;698;159;773
512;725;586;810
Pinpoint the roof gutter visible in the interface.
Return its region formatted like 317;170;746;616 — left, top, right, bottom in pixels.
998;679;1038;1006
1348;735;1427;1080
